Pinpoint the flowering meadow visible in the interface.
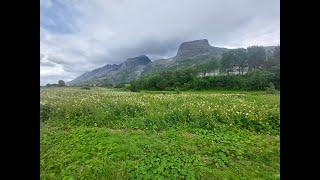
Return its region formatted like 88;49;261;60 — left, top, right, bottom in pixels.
40;87;279;179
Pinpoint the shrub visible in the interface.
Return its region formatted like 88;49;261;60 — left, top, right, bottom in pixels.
81;86;91;90
266;83;276;94
246;70;274;90
114;83;126;88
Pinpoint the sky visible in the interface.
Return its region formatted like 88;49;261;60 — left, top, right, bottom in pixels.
40;0;280;85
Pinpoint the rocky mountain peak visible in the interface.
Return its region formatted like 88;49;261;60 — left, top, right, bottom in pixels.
175;39;212;60
124;55;151;66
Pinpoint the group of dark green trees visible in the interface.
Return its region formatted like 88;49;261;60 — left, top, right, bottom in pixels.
220;46;274;75
45;80;66;87
130;46;280;91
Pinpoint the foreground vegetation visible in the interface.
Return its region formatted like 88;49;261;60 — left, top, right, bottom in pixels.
40;87;280;179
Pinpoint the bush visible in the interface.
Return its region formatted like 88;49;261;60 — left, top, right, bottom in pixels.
246;70;274;90
123;84;132;91
164;87;175;91
113;83;126;88
174;88;181;94
80;86;91;90
266;83;276;94
129;83;140;92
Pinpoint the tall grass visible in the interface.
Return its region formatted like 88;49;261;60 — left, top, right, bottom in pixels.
41;87;279;135
40;87;280;179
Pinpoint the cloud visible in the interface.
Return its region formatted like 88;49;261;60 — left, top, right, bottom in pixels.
40;0;52;8
40;0;280;85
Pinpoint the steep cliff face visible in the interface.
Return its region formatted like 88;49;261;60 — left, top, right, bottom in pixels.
122;55;151;66
174;39;228;60
175;39;212;60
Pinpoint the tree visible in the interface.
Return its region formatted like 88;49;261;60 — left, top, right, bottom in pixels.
221;49;248;75
264;46;280;72
196;57;220;76
273;46;280;60
156;79;169;90
233;48;248;75
247;46;266;72
220;51;235;75
58;80;66;86
46;83;58;87
206;58;220;74
263;46;280;89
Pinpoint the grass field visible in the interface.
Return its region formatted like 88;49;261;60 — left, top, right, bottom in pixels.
40;87;280;179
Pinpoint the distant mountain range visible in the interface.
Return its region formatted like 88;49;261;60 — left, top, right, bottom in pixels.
68;39;278;86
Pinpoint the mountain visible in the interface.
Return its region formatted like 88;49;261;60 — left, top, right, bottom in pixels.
69;64;120;85
141;39;228;76
68;39;279;86
175;39;228;60
68;55;151;86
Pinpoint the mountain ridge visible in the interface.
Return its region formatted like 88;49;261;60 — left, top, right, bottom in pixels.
68;39;278;86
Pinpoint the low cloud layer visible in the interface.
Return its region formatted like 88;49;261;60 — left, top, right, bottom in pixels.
40;0;280;85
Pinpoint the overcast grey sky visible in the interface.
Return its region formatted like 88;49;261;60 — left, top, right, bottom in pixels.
40;0;280;85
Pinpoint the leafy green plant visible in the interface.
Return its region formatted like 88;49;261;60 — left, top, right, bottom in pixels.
266;82;276;94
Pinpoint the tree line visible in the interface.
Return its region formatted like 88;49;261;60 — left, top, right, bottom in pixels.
220;46;279;74
45;80;66;87
129;46;280;91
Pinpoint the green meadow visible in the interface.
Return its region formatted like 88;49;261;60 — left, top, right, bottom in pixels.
40;87;279;179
